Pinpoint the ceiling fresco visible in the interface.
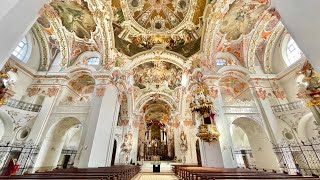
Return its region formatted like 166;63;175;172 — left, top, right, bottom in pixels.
112;0;206;57
143;100;171;124
33;0;280;75
219;0;268;40
51;1;96;39
133;61;183;90
219;76;248;97
128;0;189;31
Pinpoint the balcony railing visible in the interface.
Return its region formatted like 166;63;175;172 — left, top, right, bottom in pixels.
4;98;42;112
271;101;305;113
223;106;259;114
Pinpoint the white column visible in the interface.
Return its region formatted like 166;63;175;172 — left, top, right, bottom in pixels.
215;91;237;168
26;95;59;144
271;0;320;72
130;127;139;164
77;85;120;167
200;140;224;168
0;0;48;68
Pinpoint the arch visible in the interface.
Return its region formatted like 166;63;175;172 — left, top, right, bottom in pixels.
0;110;14;142
231;117;279;169
214;52;242;66
297;112;318;142
281;34;304;66
263;22;285;73
34;117;81;171
135;92;178;113
74;51;101;66
123;48;188;71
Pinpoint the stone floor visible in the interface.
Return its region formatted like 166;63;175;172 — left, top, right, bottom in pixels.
132;173;179;180
132;161;179;180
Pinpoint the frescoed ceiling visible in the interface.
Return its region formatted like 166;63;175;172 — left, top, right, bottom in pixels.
112;0;206;57
143;100;171;124
50;1;96;39
34;0;281;74
133;61;183;90
219;76;248;97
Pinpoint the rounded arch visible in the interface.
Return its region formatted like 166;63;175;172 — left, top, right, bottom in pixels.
34;117;81;171
214;52;242;66
231;117;279;169
0;110;14;142
74;51;101;66
297;113;318;142
135;92;178;113
123;48;188;71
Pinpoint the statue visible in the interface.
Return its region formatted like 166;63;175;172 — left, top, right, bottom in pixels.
121;131;133;164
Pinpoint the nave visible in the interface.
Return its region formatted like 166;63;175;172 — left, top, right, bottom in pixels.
1;163;320;180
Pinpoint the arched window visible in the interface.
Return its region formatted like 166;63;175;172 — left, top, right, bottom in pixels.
87;57;100;65
12;37;30;62
216;58;228;66
285;37;303;66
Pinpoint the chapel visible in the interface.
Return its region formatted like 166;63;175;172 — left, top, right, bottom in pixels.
0;0;319;179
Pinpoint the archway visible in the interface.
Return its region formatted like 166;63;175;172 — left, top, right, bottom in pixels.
34;117;81;171
231;117;279;170
298;113;319;142
0;111;14;142
231;124;254;168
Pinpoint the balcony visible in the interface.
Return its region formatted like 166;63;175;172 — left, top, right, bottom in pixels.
4;98;42;112
223;106;259;114
271;101;305;113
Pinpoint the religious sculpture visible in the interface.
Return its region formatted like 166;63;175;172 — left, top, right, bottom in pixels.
297;61;320;107
180;131;188;164
190;82;220;142
121;131;133;164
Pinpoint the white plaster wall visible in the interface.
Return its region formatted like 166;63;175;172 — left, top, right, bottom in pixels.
0;119;4;140
0;0;48;69
77;85;120;168
271;38;287;74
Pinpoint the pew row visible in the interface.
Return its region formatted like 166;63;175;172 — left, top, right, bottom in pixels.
172;165;319;180
0;165;140;180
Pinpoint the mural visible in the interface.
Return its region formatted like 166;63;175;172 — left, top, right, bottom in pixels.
220;0;269;40
133;61;183;90
51;1;96;39
68;74;95;94
111;0;206;57
143;100;171;123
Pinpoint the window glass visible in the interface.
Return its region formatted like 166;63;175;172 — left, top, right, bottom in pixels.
12;37;29;62
87;57;100;65
285;37;303;65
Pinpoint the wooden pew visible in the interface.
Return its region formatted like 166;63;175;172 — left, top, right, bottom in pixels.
0;165;140;180
176;166;318;180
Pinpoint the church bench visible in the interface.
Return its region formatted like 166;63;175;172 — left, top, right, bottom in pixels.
176;167;317;180
0;165;140;180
